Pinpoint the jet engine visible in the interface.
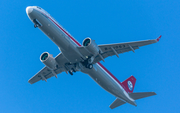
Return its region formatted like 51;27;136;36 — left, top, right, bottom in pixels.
40;52;58;70
82;38;100;56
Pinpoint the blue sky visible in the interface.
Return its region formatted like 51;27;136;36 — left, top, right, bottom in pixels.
0;0;180;113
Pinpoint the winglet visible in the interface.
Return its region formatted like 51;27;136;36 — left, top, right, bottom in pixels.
156;35;162;42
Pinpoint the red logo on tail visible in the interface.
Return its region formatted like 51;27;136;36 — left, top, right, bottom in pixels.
122;75;136;93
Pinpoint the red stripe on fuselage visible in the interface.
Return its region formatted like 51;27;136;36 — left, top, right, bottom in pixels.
39;10;128;92
49;18;81;46
38;10;81;46
97;62;128;92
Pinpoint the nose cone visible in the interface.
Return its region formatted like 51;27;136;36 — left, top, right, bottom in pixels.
26;6;33;14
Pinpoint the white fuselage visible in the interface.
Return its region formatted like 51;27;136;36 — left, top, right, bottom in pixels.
26;6;135;105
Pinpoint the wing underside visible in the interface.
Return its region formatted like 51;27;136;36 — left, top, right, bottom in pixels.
77;36;161;64
28;66;65;84
93;36;161;63
28;53;68;84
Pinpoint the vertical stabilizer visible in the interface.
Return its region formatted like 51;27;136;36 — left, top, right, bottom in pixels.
122;75;136;93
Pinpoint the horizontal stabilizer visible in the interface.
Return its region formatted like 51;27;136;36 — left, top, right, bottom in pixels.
109;98;126;109
129;92;156;100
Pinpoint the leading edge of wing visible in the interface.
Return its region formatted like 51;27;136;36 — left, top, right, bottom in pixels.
98;35;162;47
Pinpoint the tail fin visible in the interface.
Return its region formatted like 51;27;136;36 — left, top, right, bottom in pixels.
122;75;136;93
129;92;156;100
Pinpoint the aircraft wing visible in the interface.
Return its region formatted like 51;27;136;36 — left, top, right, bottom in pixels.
28;66;64;84
92;35;161;63
28;53;68;84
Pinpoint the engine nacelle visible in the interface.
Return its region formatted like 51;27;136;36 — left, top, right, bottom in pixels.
40;52;57;70
82;38;100;56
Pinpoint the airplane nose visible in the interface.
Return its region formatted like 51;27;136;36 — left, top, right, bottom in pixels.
26;6;33;14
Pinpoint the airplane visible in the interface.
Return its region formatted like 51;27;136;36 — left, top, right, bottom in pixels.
26;6;160;109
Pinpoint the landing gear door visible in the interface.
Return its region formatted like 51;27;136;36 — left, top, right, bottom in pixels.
33;19;42;28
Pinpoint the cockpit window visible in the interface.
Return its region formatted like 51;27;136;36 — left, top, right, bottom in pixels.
37;6;41;9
